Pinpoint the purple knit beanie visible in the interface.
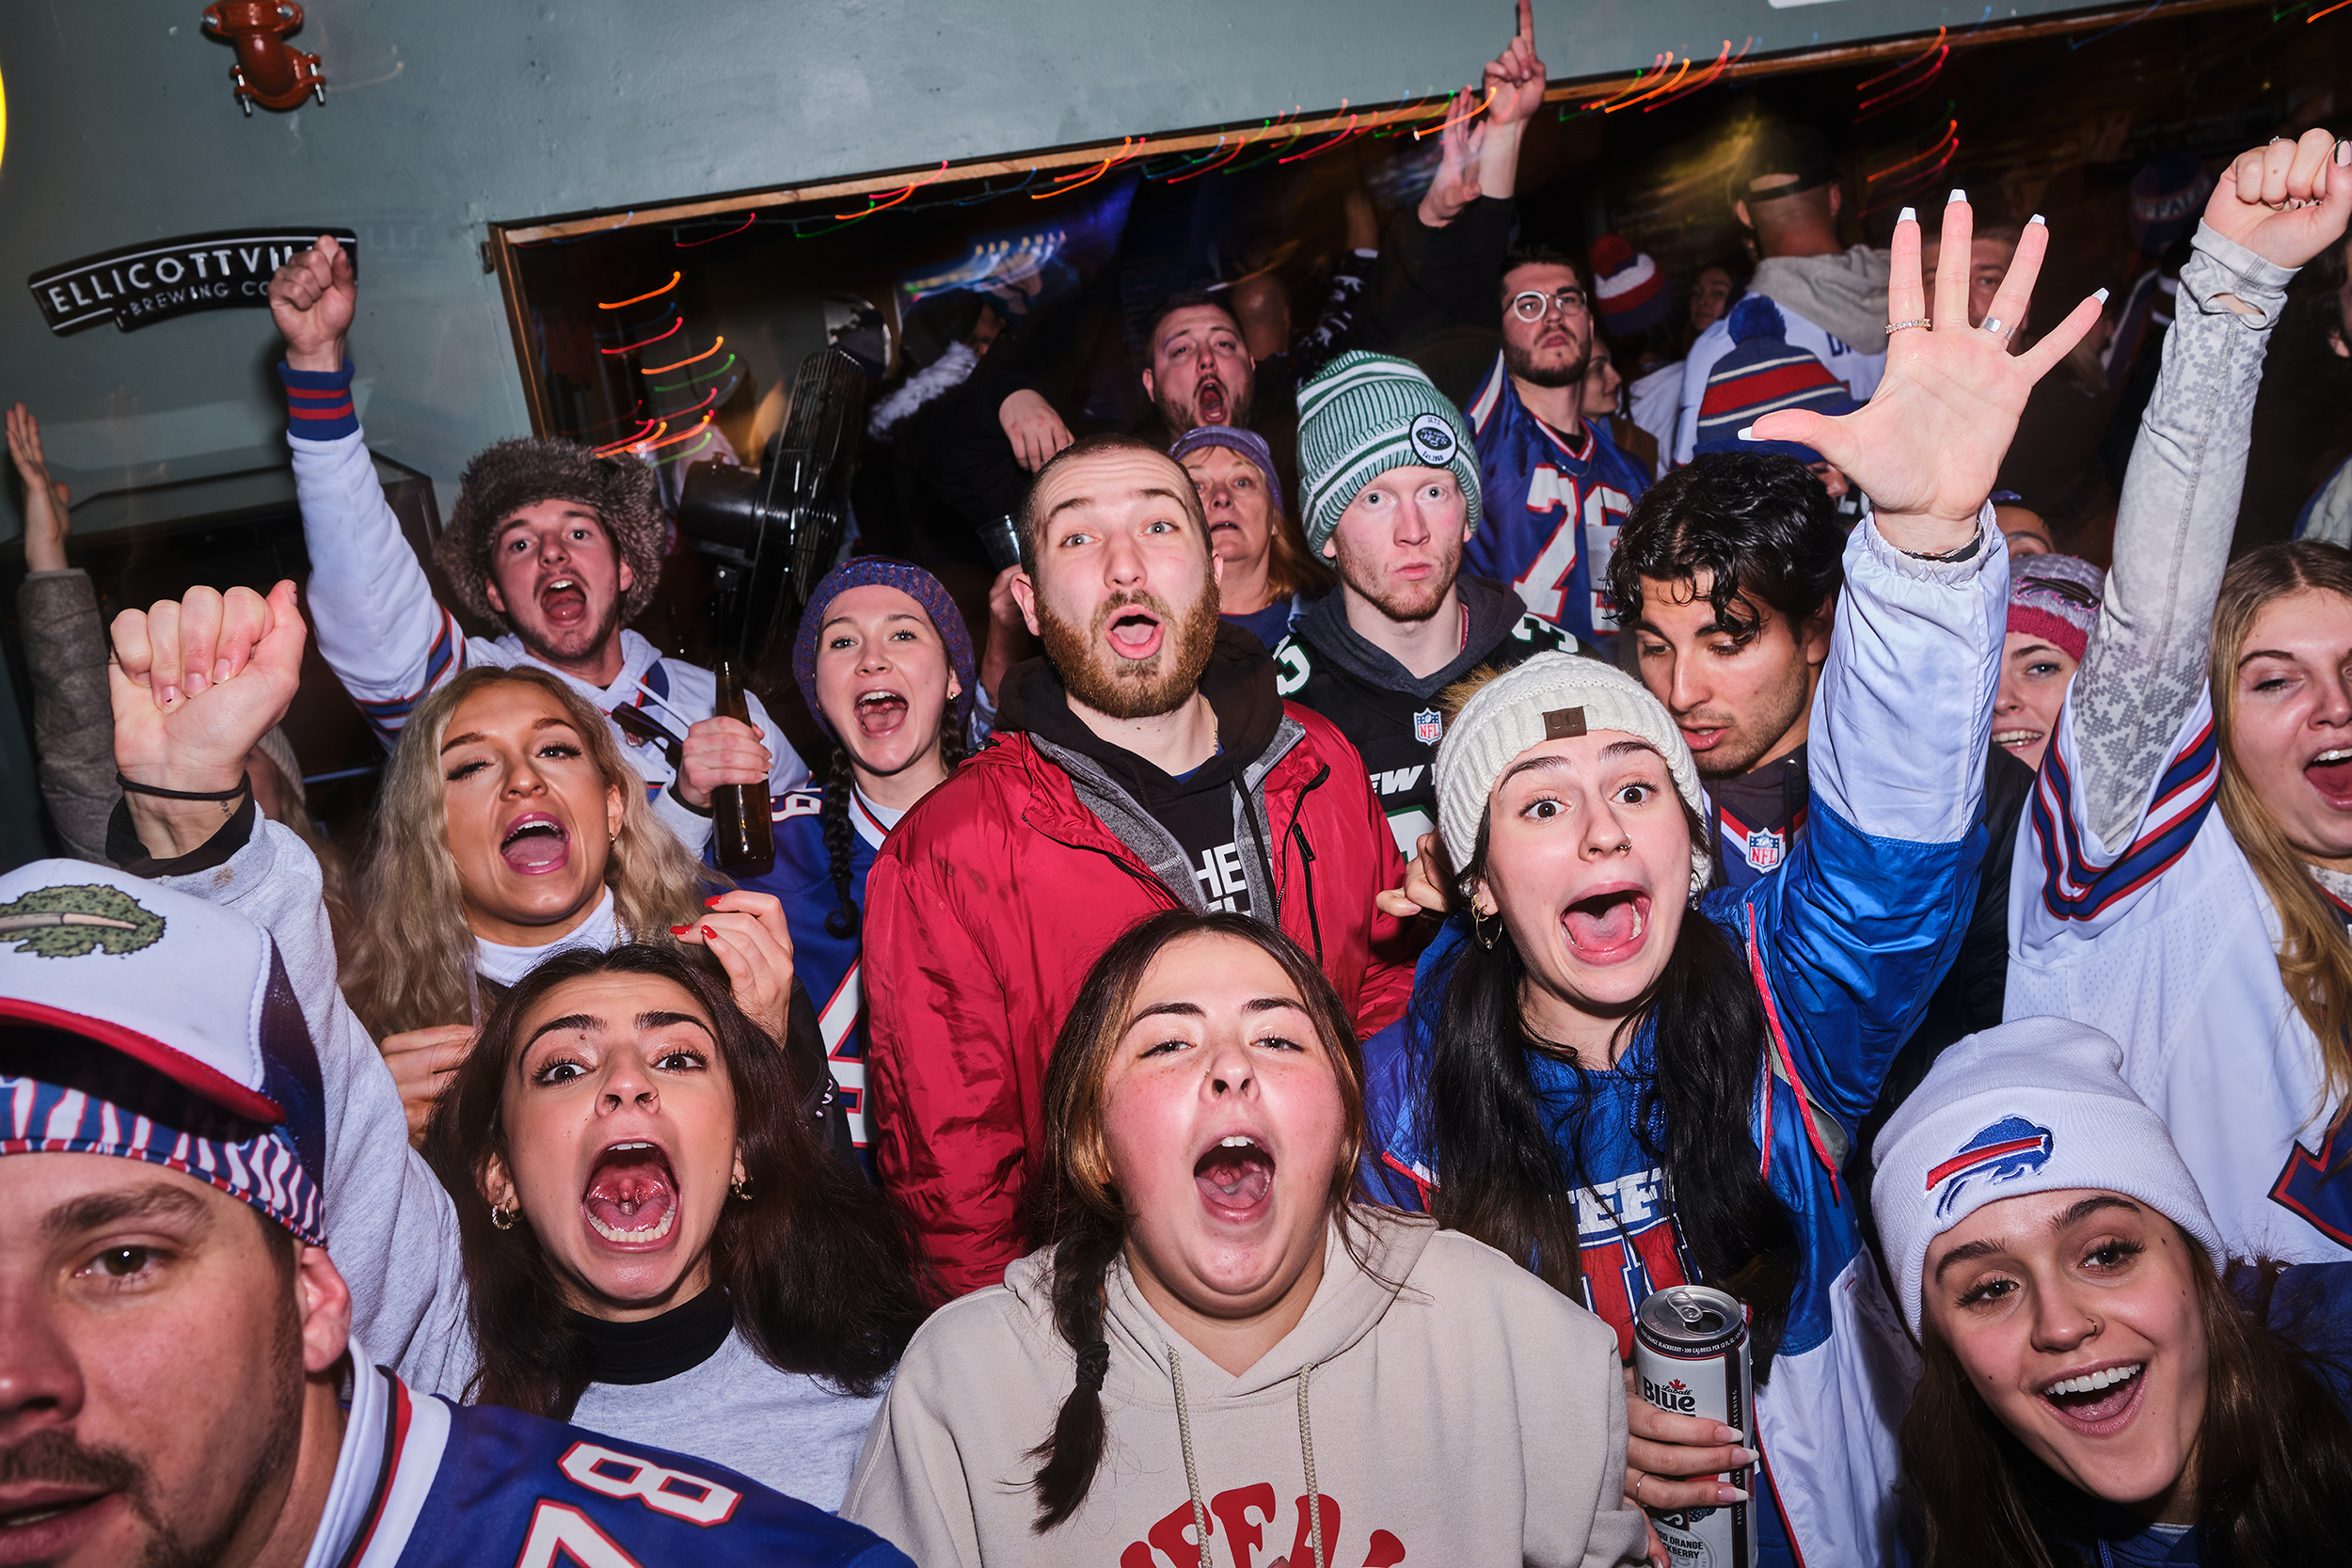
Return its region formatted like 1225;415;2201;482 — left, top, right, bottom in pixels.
792;557;977;742
1168;424;1286;523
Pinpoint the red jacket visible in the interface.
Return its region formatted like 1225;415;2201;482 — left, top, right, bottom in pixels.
864;700;1415;1298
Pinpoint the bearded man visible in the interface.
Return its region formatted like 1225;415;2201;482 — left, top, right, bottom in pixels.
861;434;1413;1296
1459;245;1654;657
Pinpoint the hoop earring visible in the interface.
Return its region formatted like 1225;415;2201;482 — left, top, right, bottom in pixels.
489;1203;516;1230
1470;903;1502;950
730;1175;754;1202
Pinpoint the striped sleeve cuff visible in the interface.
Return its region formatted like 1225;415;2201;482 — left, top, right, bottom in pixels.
278;358;358;440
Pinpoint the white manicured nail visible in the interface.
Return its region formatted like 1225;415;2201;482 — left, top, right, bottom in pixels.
1898;206;1916;223
2093;287;2110;305
1948;187;1966;203
1737;426;1757;441
2028;213;2046;226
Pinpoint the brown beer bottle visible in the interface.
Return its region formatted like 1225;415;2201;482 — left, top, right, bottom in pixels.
708;657;775;873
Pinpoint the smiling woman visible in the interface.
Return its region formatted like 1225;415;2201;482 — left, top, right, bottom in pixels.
842;911;1646;1567
1873;1018;2352;1564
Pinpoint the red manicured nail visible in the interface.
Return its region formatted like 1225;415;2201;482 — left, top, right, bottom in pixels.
702;925;718;940
704;895;723;908
668;925;692;936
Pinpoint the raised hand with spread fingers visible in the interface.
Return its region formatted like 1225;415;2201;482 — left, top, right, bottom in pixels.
1749;192;2109;557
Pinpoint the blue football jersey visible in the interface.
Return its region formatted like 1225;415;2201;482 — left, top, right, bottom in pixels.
340;1369;910;1568
723;787;885;1172
1461;351;1652;657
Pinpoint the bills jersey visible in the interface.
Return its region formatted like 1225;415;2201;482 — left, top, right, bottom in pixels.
329;1362;910;1568
1708;750;1810;893
2010;688;2352;1264
726;787;889;1173
1461;351;1651;656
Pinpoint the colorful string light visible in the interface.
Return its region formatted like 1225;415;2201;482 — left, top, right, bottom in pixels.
676;214;756;247
600;316;681;355
641;336;724;375
1645;39;1751;112
597;272;681;309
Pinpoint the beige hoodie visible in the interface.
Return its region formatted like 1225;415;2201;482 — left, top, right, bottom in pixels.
843;1207;1647;1568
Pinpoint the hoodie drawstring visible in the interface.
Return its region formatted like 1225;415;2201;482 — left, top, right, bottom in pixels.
1168;1350;1214;1568
1167;1349;1326;1568
1297;1362;1325;1568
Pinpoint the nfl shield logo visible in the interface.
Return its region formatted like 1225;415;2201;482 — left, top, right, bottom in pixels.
1412;708;1444;746
1742;828;1784;871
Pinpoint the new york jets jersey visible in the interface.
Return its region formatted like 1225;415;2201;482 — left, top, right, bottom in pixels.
1273;579;1580;858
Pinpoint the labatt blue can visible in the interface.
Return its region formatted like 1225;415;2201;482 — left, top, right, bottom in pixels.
1634;1284;1756;1568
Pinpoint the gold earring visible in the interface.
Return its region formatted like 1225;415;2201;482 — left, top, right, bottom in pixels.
490;1203;516;1230
730;1174;754;1202
1471;902;1502;950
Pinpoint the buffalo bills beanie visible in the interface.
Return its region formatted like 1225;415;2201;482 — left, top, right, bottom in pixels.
1871;1017;2224;1338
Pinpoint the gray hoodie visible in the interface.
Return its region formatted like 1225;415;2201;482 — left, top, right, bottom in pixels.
843;1206;1647;1568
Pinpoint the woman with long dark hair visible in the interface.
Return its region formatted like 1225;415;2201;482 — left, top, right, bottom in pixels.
844;911;1645;1566
103;580;930;1510
1874;1017;2352;1565
1361;190;2108;1565
727;558;975;1171
2005;130;2352;1268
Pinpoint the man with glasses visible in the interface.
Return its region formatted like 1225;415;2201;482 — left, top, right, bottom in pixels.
1459;244;1654;657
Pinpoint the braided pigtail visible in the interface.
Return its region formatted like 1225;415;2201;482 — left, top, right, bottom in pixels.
1025;1212;1125;1530
821;747;861;939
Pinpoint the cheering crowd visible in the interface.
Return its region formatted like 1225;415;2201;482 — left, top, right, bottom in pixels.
6;4;2352;1563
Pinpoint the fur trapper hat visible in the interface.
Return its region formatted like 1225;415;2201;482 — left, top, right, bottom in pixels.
436;438;667;627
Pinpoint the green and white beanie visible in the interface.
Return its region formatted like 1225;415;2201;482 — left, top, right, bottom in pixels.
1295;351;1484;553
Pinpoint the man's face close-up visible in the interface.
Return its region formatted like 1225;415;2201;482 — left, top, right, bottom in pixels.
1631;569;1826;778
1016;448;1223;720
1143;306;1255;434
1500;261;1593;391
483;499;634;668
0;1153;318;1568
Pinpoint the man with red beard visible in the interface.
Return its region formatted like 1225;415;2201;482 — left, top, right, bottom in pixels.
266;237;802;854
861;434;1414;1296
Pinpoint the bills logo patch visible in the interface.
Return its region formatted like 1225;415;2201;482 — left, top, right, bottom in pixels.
1928;1116;2055;1218
1741;828;1785;872
1413;707;1444;746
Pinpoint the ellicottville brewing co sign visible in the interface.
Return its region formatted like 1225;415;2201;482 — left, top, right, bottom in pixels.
28;229;358;334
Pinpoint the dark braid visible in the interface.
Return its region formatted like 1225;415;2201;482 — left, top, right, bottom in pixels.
820;713;968;941
1025;1211;1125;1530
821;748;861;939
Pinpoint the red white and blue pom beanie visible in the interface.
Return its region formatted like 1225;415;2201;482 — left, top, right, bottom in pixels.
0;862;327;1245
1870;1017;2223;1338
1692;296;1862;464
1591;234;1671;339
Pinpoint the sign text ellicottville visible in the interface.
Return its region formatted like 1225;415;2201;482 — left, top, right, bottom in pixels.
28;230;359;335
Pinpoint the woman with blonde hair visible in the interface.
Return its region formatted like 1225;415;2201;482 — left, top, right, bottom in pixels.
339;664;805;1138
2006;128;2352;1265
845;909;1644;1566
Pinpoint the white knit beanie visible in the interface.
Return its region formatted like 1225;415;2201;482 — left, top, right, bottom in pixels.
1433;652;1710;899
1870;1017;2225;1338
